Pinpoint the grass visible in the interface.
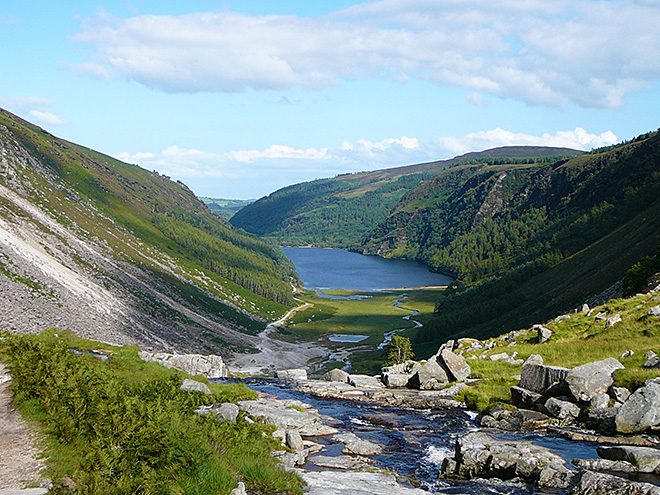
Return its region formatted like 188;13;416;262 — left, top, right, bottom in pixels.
454;292;660;410
0;329;302;495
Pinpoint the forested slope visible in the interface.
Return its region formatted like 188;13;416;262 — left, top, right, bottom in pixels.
0;108;296;353
230;147;578;249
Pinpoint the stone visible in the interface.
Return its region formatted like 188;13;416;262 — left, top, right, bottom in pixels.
595;312;607;322
489;352;509;361
230;482;246;495
644;357;660;369
138;351;228;378
323;368;350;382
591;393;611;409
381;372;410;388
238;398;339;436
518;363;569;394
332;432;382;455
571;470;660;495
534;325;552;343
180;378;211;395
408;357;448;390
581;303;590;313
438;349;471;381
598;445;660;473
195;402;239;422
648;306;660;316
572;458;636;473
276;368;308;381
300;470;431;495
555;314;570;323
606;314;622;328
544;397;580;420
347;374;384;389
525;354;544;366
286;429;305;451
565;358;624;402
310;455;373;471
272;448;307;467
510;385;542;409
610;386;631;403
621;350;635;359
616;382;660;433
646;351;658;360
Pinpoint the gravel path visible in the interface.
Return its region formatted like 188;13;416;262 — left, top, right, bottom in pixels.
0;362;49;492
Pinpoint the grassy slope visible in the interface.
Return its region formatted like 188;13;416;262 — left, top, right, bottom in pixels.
454;291;660;411
0;329;302;494
200;197;254;220
0;109;295;324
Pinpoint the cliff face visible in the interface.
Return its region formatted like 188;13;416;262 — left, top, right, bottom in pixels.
0;109;294;354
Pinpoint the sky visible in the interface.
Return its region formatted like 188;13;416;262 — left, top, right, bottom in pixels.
1;1;660;199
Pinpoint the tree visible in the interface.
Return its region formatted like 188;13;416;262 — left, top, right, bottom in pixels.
384;335;415;365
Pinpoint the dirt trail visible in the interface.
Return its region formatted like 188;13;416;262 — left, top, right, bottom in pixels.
0;362;49;491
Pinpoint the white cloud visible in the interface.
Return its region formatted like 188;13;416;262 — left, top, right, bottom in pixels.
71;1;660;107
115;127;617;197
28;110;67;127
59;62;111;81
0;97;53;111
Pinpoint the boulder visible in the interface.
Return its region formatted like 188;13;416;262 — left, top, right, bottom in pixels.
571;470;660;495
490;352;509;361
644;357;660;369
230;482;247;495
534;325;552;343
286;429;305;451
408;357;448;390
348;374;385;389
381;372;410;388
572;458;636;473
606;314;623;328
276;368;308;381
139;352;228;378
609;386;631;403
598;445;660;473
518;363;569;394
238;398;339;436
324;368;350;383
565;358;624;402
301;471;430;495
310;455;374;471
616;382;660;433
646;351;658;360
438;349;471;381
525;354;544;366
648;306;660;316
332;432;382;456
510;385;542;409
195;402;240;422
591;393;611;409
544;397;580;420
180;379;212;395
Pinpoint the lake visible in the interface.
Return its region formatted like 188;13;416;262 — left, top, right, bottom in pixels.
282;247;452;291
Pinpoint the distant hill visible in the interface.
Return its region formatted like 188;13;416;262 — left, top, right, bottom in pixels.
200;197;254;220
0;108;296;354
230;146;579;249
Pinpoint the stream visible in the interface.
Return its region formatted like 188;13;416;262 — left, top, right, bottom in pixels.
239;377;602;494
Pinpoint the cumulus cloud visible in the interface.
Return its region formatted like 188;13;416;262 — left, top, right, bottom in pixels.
59;61;111;81
0;98;67;127
116;127;617;197
71;1;660;107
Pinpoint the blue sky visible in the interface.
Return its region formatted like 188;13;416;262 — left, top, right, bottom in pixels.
2;1;660;199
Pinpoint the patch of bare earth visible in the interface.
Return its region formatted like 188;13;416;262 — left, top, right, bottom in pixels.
0;361;49;490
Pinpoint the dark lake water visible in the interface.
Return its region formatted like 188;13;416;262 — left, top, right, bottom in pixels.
282;247;453;291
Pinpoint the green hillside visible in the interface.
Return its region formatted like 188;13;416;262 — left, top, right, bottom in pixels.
200;197;254;220
0;108;297;350
230;147;579;249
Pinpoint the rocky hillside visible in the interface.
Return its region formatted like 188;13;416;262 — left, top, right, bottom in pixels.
0;108;297;355
230;146;578;249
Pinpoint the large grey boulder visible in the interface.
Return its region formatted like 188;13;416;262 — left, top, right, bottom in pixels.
286;429;305;451
571;470;660;495
301;470;431;494
195;402;240;422
332;432;382;455
616;382;660;433
598;446;660;473
276;368;308;381
139;351;228;378
534;325;552;343
565;358;624;402
437;348;471;382
606;314;623;328
348;374;385;389
648;306;660;317
408;357;448;390
381;372;410;388
180;379;212;395
544;397;580;420
445;431;571;487
510;385;542;409
518;363;569;394
324;368;350;383
238;398;338;436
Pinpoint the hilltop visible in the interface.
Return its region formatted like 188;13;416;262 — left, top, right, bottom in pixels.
0;108;297;355
230;146;579;249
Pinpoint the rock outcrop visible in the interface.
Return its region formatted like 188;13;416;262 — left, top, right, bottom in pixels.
139;352;228;379
615;382;660;433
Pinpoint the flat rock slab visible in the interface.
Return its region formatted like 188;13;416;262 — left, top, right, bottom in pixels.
309;455;374;471
332;432;382;455
300;470;432;495
238;398;338;436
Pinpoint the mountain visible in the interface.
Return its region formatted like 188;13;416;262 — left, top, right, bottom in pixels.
200;197;254;220
230;147;579;249
0;108;296;354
